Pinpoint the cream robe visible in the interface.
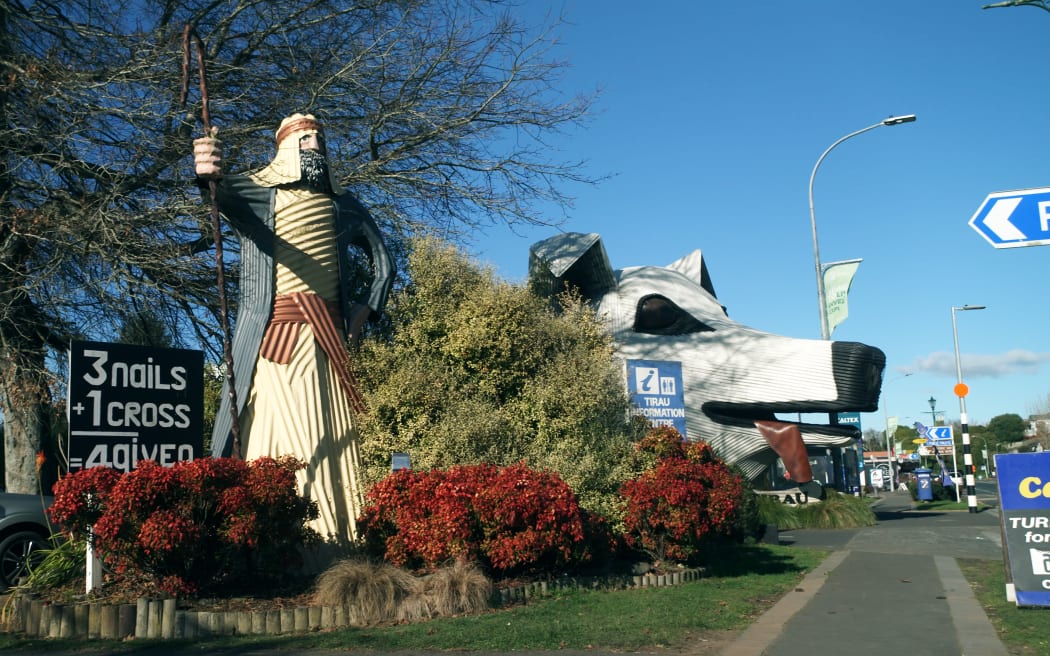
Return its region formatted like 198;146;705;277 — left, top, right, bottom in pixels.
239;187;363;547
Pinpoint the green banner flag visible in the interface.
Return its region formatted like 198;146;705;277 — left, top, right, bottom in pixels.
823;258;862;336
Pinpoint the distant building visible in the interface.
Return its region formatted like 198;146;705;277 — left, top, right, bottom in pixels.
1026;413;1050;443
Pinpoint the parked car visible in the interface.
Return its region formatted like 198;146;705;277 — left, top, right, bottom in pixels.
0;493;54;590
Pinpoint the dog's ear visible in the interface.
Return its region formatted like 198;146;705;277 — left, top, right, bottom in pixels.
667;250;717;299
528;232;617;302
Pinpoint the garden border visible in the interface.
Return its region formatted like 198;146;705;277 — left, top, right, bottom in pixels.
0;567;705;641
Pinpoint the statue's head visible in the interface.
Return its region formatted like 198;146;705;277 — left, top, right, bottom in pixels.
276;114;330;191
276;113;324;153
251;112;344;193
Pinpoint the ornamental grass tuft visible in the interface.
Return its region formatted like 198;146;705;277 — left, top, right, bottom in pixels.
313;558;425;626
757;490;876;530
421;559;492;617
313;558;492;626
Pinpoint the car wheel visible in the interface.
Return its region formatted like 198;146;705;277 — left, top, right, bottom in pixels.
0;530;50;589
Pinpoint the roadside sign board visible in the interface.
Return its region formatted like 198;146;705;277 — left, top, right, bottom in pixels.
994;452;1050;606
969;187;1050;248
626;359;687;437
68;341;203;472
912;424;953;456
836;412;861;428
918;444;955;457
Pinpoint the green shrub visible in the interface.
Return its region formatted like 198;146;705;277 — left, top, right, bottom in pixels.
354;236;644;521
20;536;81;596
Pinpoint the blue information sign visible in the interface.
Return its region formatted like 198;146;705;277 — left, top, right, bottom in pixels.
626;359;687;437
969;187;1050;248
994;452;1050;607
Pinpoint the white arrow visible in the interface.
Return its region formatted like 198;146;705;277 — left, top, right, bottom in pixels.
983;197;1027;241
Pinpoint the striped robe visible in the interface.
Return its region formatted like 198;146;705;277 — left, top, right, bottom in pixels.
208;176;394;551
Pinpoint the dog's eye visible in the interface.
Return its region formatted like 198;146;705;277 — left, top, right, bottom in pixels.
634;295;713;335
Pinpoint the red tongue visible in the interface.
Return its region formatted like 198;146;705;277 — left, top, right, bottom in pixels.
754;419;814;484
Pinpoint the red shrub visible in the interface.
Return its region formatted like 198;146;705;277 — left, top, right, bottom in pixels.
49;457;319;597
358;462;604;575
47;466;121;540
619;426;747;564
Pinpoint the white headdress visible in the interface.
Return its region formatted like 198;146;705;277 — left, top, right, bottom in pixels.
249;113;344;194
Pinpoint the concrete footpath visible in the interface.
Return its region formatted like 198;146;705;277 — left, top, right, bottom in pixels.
720;489;1009;656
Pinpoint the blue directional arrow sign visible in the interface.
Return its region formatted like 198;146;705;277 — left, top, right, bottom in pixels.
969;187;1050;248
926;426;953;444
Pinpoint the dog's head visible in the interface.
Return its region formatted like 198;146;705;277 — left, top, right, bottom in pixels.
529;232;885;479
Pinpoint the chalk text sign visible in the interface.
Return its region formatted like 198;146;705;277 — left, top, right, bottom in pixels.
68;341;203;472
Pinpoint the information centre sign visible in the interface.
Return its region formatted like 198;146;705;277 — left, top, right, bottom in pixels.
626;359;687;437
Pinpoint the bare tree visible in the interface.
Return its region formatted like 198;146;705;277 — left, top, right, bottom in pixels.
0;0;596;492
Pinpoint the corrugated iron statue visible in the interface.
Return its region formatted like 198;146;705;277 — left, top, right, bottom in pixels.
193;114;394;547
529;233;885;498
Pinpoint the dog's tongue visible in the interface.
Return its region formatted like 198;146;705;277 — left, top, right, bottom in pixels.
754;419;824;499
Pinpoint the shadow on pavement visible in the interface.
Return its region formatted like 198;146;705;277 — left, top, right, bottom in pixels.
700;544;812;577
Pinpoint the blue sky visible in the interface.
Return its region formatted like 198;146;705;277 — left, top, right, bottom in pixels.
472;0;1050;433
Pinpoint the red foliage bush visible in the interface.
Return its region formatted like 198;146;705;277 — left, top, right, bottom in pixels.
49;457;319;597
619;426;748;564
358;462;606;575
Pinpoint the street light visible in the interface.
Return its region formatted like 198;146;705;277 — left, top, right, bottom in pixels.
927;394;963;501
953;304;987;513
971;432;994;478
809;115;917;339
882;373;913;490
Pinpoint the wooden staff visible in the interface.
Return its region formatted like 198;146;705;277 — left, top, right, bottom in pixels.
180;23;241;459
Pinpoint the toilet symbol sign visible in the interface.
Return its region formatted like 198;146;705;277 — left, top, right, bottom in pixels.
626;359;686;437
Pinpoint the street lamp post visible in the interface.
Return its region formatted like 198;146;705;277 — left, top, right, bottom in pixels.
953;304;987;513
809;115;917;339
932;394;961;501
927;395;960;501
882;373;913;491
971;433;992;477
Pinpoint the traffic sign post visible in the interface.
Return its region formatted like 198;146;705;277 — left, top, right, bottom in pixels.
969;187;1050;248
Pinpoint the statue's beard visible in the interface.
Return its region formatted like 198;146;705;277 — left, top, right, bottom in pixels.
300;149;332;193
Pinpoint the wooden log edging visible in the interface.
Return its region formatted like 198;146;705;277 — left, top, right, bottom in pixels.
0;566;705;641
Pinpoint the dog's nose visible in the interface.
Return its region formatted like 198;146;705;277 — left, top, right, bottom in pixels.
831;341;886;411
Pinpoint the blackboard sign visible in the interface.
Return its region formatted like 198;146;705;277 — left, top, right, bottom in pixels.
67;341;203;472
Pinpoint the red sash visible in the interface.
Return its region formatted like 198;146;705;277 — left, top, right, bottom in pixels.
259;292;365;413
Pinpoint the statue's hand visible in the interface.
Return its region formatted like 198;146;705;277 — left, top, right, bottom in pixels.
193;129;223;179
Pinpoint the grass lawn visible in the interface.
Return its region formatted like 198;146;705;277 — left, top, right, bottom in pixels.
0;544;826;654
5;547;1043;655
958;558;1050;656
